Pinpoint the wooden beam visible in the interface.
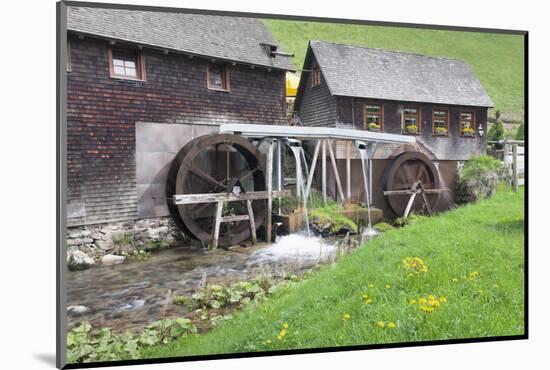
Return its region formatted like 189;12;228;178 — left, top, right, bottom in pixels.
212;200;224;249
403;193;417;218
327;140;346;203
221;215;250;222
322;140;327;205
173;190;289;205
266;141;274;242
305;140;321;200
384;189;449;195
246;199;257;244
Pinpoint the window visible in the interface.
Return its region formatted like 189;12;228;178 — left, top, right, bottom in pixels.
364;104;383;131
66;40;72;72
432;109;449;136
460;111;476;137
108;47;145;80
402;107;420;134
311;67;321;87
207;63;230;91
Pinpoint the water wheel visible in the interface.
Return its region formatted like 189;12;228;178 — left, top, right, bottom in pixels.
166;134;266;247
384;151;441;217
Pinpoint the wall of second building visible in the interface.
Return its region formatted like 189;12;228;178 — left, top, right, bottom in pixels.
296;59;337;127
67;35;287;226
335;97;488;161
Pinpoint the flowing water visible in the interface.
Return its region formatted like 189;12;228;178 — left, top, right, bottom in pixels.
288;145;311;237
357;148;378;237
67;235;344;333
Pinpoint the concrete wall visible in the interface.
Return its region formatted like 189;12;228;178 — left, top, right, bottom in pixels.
135;122;218;219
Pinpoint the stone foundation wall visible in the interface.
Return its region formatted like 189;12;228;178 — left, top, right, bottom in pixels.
66;217;185;256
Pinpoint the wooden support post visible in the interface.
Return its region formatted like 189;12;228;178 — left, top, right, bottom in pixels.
305;140;321;200
346;141;351;201
327;140;346;203
295;146;302;202
266;140;274;242
277;139;282;215
322;140;327;205
246;199;257;244
512;144;518;192
212;200;224;249
403;193;417;218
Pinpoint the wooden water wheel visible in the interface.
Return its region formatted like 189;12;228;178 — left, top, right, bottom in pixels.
166;134;266;247
383;151;442;217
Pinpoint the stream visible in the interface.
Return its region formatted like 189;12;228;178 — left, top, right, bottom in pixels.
66;234;351;333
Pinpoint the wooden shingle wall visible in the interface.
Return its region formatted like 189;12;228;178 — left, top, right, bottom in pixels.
67;36;287;226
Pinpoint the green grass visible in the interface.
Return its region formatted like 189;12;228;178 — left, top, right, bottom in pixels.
141;188;524;359
263;19;525;121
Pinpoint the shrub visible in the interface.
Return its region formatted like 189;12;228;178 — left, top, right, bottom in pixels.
455;155;505;204
488;121;505;142
515;123;525;140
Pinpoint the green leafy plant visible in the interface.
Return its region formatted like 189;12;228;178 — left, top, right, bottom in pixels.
515;122;524;140
434;127;448;135
405;124;418;134
455;155;505;204
461;127;475;136
367;122;381;131
67;318;198;364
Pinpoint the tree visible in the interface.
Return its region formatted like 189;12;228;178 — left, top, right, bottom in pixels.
515;122;525;140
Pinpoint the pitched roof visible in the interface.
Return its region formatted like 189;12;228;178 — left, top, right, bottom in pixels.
307;40;493;107
66;6;294;71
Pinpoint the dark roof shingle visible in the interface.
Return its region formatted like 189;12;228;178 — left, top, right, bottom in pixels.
67;6;294;71
309;41;493;107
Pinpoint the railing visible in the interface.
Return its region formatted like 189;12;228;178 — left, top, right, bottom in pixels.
489;139;525;191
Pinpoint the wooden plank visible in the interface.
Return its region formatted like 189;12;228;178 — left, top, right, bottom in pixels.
322;140;327;205
173;190;289;205
305;140;321;200
384;189;450;195
212;200;224;249
266;141;274;243
327;139;346;203
246;199;257;244
403;193;417;218
221;214;250;222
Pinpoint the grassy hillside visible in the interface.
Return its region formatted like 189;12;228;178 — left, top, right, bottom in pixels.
263;20;525;122
142;188;524;359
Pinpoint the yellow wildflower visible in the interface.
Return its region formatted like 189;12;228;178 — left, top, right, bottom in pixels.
343;313;351;321
428;295;436;301
282;322;289;329
418;298;427;305
420;305;434;313
265;339;272;345
439;296;447;303
388;322;396;329
365;299;373;305
409;299;417;305
377;321;385;328
277;329;287;340
385;284;391;289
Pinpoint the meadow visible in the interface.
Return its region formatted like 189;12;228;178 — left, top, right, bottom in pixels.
141;188;525;359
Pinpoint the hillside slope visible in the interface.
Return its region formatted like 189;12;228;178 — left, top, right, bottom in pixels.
263;20;524;122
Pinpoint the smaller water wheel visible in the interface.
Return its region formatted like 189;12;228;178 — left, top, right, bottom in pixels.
384;152;442;217
166;134;266;247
